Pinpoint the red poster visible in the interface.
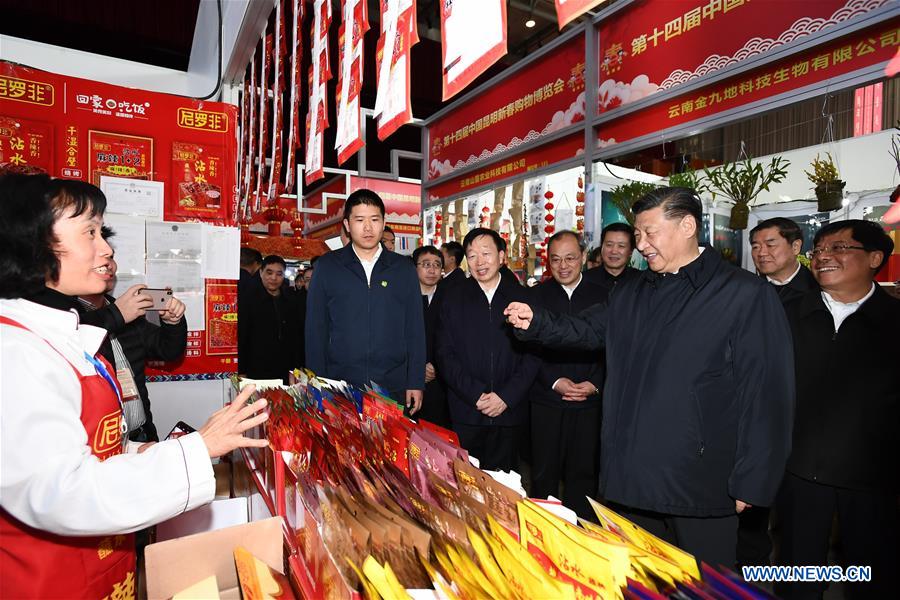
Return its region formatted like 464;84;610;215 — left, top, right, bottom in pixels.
0;115;53;174
597;0;888;113
853;87;866;136
862;83;875;135
427;34;584;181
0;61;237;224
872;81;883;131
88;130;153;186
171;141;227;220
440;0;508;100
426;132;584;202
556;0;608;29
206;281;238;356
374;6;417;142
598;22;899;149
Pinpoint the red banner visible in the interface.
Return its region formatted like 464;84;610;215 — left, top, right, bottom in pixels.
0;61;237;223
206;281;238;356
598;21;899;149
440;0;507;100
374;0;418;141
171;141;226;219
427;34;585;181
597;0;888;113
426;132;584;203
556;0;609;29
304;174;422;234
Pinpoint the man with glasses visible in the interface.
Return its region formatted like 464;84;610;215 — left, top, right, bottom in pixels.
529;231;609;520
776;220;898;600
413;246;450;428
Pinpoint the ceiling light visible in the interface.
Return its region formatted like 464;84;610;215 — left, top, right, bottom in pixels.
525;18;536;28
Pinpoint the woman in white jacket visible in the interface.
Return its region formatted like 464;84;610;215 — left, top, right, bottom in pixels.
0;173;268;599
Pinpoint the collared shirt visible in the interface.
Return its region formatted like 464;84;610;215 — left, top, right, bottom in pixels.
479;274;502;305
669;246;705;275
560;274;583;300
821;283;876;332
767;261;802;286
353;244;383;286
421;285;437;306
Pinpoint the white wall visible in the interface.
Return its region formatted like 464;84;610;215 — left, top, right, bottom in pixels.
147;379;231;440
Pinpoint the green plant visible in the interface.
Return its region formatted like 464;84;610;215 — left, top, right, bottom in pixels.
609;181;658;225
804;153;840;186
704;155;790;229
667;168;710;196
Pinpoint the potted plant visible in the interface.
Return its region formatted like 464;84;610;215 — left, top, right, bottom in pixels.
667;167;710;196
609;181;658;225
704;155;790;230
804;153;845;212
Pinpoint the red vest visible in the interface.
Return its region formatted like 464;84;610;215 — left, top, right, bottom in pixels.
0;316;135;600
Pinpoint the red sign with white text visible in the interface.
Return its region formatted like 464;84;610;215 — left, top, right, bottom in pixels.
0;61;237;224
427;132;584;203
556;0;609;29
598;22;899;149
304;175;422;234
597;0;888;113
427;34;585;181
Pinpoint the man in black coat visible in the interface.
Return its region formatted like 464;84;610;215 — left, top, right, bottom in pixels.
505;187;794;567
739;217;818;567
776;220;898;600
306;190;425;411
413;245;451;428
238;255;304;384
238;247;262;298
440;241;466;289
436;228;540;471
584;222;640;289
750;217;818;305
530;231;608;520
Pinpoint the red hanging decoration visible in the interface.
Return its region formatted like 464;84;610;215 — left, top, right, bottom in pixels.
544;224;555;233
577;175;583;189
544;191;554;200
481;206;490;213
545;214;555;222
544;202;554;210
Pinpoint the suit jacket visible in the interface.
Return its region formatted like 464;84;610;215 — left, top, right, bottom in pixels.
305;244;425;395
435;275;540;427
530;276;608;408
767;263;818;305
440;268;466;290
238;286;305;383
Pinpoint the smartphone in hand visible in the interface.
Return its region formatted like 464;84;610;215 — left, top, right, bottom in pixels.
142;288;173;311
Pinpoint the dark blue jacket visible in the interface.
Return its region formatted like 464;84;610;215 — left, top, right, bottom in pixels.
305;244;425;395
518;248;794;516
436;275;540;427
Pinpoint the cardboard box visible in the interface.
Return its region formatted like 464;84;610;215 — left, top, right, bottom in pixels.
156;497;250;543
145;517;285;600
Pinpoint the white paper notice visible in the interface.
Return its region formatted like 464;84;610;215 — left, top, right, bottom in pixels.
103;214;146;275
201;225;240;280
556;208;575;232
100;177;164;219
176;291;206;332
146;221;202;260
146;259;203;293
111;273;146;300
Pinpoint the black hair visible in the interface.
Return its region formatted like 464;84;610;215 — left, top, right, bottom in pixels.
632;186;702;233
383;225;394;236
0;174;108;299
750;217;802;245
240;246;263;268
462;227;505;253
261;255;287;269
441;241;464;267
101;225;115;239
813;219;894;273
600;222;636;249
587;246;602;263
413;245;443;266
343;188;386;221
0;173;56;298
546;230;584;254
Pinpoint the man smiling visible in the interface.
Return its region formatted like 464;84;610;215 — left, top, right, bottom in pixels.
504;187;793;567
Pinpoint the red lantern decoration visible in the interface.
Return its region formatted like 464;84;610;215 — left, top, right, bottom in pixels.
481;206;490;213
544;191;554;200
544;214;554;222
577;175;584;189
544;202;554;210
544;225;555;233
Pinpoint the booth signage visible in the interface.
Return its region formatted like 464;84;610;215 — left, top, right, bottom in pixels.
427;35;585;181
0;61;238;223
597;0;889;113
426;132;584;203
598;21;899;149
